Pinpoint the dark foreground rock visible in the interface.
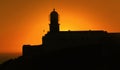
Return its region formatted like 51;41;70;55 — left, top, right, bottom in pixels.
0;47;120;70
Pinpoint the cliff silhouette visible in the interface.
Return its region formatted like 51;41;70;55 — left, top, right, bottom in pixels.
1;9;120;70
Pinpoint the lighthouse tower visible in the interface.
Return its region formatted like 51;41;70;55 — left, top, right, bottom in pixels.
49;9;60;32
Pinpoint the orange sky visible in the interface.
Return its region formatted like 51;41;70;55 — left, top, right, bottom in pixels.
0;0;120;54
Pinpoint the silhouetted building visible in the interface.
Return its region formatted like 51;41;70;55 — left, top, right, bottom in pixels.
23;9;120;57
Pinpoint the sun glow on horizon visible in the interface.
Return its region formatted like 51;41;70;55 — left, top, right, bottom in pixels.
57;10;104;31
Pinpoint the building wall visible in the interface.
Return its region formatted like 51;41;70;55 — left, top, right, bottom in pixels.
23;31;120;57
23;45;44;56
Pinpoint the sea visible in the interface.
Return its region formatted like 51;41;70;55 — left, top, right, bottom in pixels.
0;53;21;64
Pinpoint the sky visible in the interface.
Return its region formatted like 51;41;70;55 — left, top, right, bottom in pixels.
0;0;120;55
